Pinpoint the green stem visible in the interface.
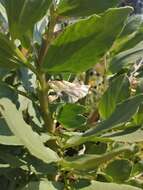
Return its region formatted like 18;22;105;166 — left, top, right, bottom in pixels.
38;5;57;66
38;72;54;132
36;4;57;133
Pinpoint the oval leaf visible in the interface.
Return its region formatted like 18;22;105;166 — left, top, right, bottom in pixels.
109;42;143;74
4;0;52;39
105;159;132;182
99;74;130;119
0;98;60;164
57;0;119;17
84;94;143;136
43;7;133;73
57;104;86;129
75;180;141;190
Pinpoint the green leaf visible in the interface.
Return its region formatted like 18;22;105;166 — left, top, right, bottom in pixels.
4;0;52;39
111;15;143;55
0;135;22;145
133;103;143;125
103;126;143;143
0;84;22;145
85;142;107;154
0;82;19;104
65;95;143;148
74;180;142;190
0;1;7;22
23;154;57;175
0;164;13;176
57;104;86;129
0;83;23;146
0;33;21;69
127;179;143;189
0;98;60;164
99;74;130;119
105;159;132;182
0;68;10;80
43;7;133;73
0;116;22;147
0;151;25;168
22;179;64;190
109;42;143;73
96;172;113;183
65;135;109;149
84;94;143;136
60;146;134;171
65;126;143;148
119;15;143;39
131;160;143;177
57;0;119;17
136;78;143;94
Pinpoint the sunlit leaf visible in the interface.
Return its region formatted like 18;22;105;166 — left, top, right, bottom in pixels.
43;7;133;73
57;0;119;17
111;15;143;55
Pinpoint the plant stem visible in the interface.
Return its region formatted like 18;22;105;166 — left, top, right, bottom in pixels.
38;5;57;66
38;72;54;132
36;4;57;133
14;32;54;132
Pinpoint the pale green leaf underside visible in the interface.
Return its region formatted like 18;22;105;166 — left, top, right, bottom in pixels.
0;135;23;146
103;127;143;143
0;98;60;164
65;127;143;149
22;179;64;190
76;181;141;190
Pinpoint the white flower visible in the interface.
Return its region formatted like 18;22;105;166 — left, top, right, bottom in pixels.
49;80;89;103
